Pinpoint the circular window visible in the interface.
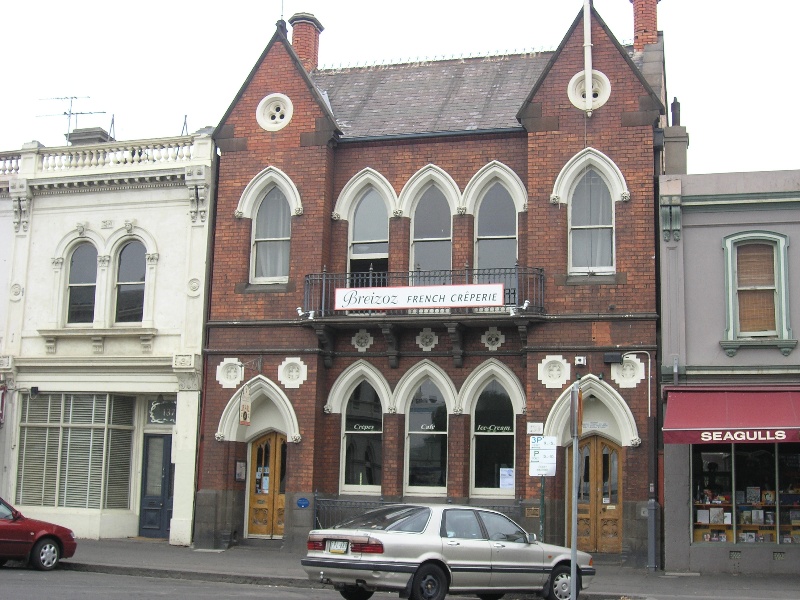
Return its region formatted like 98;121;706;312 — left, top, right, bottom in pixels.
567;70;611;112
256;93;293;132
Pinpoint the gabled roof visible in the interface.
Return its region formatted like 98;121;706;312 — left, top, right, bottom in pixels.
517;6;663;122
309;6;663;141
213;20;339;140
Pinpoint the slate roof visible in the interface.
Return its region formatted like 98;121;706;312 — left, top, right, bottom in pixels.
311;43;646;140
310;53;553;139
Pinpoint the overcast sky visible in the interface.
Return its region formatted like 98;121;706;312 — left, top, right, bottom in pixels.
1;1;796;174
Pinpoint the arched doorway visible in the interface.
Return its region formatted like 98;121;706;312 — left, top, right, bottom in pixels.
567;435;623;553
248;431;287;538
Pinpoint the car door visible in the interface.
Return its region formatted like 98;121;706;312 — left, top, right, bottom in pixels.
0;499;32;559
478;510;546;590
440;509;492;591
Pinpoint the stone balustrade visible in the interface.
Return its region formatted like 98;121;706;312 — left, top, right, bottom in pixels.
1;135;211;181
0;152;21;177
38;137;198;172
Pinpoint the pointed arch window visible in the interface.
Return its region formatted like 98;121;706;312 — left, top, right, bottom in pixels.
407;379;448;493
350;187;388;286
476;182;518;303
412;186;451;284
569;169;614;273
253;187;291;282
476;182;517;269
115;241;146;323
342;381;383;492
472;380;515;495
67;243;98;324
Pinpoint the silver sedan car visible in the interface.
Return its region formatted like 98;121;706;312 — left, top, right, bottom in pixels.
301;503;595;600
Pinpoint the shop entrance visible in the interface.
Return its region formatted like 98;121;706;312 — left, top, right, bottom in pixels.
139;434;174;538
567;435;623;553
248;431;286;538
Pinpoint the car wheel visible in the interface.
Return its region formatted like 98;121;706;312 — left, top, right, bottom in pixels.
410;563;448;600
338;586;374;600
477;595;505;600
30;538;61;571
546;565;577;600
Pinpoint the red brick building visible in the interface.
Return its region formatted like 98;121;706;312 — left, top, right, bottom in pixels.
196;2;667;564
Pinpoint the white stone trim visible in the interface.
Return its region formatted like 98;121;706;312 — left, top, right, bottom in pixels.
235;165;302;220
325;359;392;415
256;93;293;132
537;355;570;389
397;164;461;217
216;375;300;443
462;161;528;215
543;375;640;447
333;168;399;220
278;357;307;389
393;359;457;416
550;147;629;205
216;357;244;389
457;358;525;416
611;355;644;388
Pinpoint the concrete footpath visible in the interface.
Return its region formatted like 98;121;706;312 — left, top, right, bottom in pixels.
44;537;800;600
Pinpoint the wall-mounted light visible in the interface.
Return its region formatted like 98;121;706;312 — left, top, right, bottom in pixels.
296;307;315;320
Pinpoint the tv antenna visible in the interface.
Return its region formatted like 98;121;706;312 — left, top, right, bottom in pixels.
38;96;106;143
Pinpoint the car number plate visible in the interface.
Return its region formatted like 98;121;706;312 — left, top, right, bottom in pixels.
328;540;348;554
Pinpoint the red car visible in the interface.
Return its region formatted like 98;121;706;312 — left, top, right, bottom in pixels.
0;496;77;570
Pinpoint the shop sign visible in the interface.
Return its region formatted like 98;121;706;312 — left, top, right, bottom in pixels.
148;396;177;424
335;283;504;311
476;424;513;432
351;423;378;431
700;429;787;442
412;423;442;432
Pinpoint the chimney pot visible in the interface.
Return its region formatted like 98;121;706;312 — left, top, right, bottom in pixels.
630;0;660;52
288;12;324;71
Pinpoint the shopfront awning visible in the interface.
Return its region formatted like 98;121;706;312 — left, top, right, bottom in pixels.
663;388;800;444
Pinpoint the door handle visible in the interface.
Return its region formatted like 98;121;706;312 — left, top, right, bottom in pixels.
447;541;461;546
493;543;506;548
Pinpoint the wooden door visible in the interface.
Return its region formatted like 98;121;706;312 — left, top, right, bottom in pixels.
248;432;286;538
567;436;622;553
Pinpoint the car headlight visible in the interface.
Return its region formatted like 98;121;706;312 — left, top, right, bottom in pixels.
69;531;76;539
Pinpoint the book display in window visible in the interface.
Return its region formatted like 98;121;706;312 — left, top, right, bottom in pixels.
779;499;800;544
709;507;725;524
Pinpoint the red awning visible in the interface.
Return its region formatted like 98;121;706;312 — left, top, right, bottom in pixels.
663;388;800;444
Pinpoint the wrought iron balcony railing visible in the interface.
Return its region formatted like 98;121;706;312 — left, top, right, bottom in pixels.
303;266;544;318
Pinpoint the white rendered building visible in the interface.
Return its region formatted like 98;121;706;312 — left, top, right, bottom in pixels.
0;129;214;544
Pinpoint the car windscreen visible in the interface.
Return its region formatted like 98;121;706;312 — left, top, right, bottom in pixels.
334;506;430;532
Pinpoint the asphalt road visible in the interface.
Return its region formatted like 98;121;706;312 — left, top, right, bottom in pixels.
1;568;400;600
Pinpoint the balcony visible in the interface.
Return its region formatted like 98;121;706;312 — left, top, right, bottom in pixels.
302;266;544;368
303;266;544;319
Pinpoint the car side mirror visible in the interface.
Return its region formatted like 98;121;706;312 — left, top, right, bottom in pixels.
11;509;21;521
527;532;537;543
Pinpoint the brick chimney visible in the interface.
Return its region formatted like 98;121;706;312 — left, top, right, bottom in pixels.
630;0;660;52
288;12;324;71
